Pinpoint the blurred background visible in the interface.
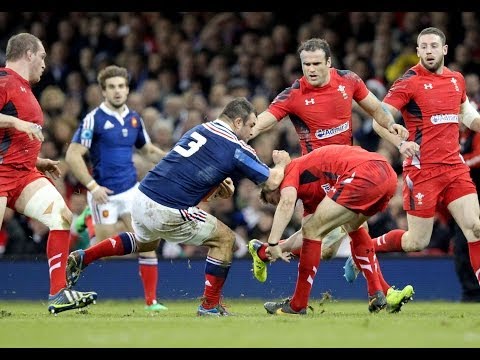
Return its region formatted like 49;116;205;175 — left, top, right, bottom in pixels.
1;11;479;301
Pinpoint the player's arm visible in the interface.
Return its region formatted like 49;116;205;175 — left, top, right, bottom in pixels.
460;97;480;133
358;92;409;139
138;142;167;164
370;101;420;157
261;150;291;191
65;142;112;203
267;186;297;263
0;113;44;141
249;110;278;141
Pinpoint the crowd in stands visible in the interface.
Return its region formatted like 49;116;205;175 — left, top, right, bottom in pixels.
1;11;479;259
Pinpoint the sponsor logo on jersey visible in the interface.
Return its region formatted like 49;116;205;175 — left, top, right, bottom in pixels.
102;210;109;218
315;121;349;139
430;114;458;125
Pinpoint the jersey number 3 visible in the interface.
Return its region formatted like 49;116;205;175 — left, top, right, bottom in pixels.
173;132;207;157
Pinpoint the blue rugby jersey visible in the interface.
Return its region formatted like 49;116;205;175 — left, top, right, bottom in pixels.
71;103;150;194
139;119;270;209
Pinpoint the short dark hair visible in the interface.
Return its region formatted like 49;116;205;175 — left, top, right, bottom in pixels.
417;27;446;46
97;65;129;90
219;97;256;124
6;33;42;61
297;38;331;61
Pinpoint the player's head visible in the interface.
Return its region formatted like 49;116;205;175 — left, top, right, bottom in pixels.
97;65;130;109
259;187;281;206
6;33;46;84
416;27;447;73
219;97;257;141
297;38;332;87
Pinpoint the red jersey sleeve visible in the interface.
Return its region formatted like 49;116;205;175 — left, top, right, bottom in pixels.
267;80;300;121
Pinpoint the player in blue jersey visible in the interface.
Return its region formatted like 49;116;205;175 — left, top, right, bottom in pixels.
66;97;291;316
65;65;167;312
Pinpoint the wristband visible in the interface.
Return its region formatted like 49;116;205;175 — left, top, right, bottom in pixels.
90;184;101;194
397;140;406;150
86;179;97;190
267;242;279;247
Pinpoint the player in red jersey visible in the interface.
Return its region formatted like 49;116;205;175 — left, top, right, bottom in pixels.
259;145;408;314
247;38;416;291
0;33;97;314
345;27;480;289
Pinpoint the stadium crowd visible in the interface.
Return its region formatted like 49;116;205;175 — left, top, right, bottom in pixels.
0;12;479;276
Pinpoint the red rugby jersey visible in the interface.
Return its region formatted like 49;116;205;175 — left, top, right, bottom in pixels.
268;68;369;155
280;145;388;215
0;68;43;171
384;63;466;169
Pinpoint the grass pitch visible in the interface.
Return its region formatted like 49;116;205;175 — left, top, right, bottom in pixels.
0;298;479;348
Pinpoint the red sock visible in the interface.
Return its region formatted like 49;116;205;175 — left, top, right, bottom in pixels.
139;256;159;306
47;230;70;295
468;240;480;285
258;243;268;262
202;256;230;308
83;232;135;265
375;257;391;293
350;228;381;296
290;239;321;312
257;239;288;262
373;229;405;253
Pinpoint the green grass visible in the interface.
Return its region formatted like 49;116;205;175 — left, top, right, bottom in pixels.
0;298;480;348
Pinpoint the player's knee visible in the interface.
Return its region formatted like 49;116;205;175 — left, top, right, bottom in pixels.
402;232;428;252
473;223;480;239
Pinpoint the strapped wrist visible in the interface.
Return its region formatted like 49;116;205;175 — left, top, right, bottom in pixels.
397;140;406;150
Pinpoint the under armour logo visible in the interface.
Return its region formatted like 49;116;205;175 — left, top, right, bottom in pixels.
415;192;424;205
305;98;315;105
20;86;26;92
424;84;433;89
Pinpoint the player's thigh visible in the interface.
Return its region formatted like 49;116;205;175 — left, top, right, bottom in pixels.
16;177;72;228
304;197;358;239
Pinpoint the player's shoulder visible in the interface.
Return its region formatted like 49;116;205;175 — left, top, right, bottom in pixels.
444;66;465;80
334;68;362;82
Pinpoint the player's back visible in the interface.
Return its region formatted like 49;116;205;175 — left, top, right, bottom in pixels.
139;120;269;209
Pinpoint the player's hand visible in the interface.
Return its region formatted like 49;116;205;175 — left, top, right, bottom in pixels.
272;150;291;166
14;118;44;141
266;245;291;263
216;177;235;199
398;140;420;157
36;157;61;179
388;123;409;139
91;185;114;204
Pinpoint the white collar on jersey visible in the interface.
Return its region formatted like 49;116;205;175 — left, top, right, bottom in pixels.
100;102;130;126
214;119;234;132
